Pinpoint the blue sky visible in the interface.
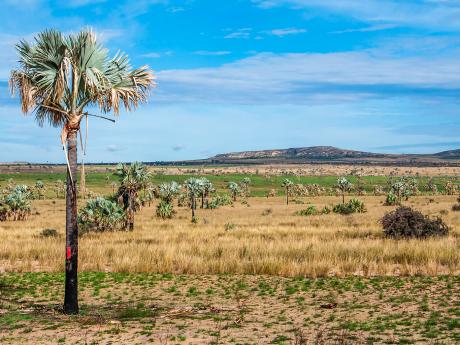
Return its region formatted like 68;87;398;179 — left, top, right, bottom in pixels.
1;0;460;163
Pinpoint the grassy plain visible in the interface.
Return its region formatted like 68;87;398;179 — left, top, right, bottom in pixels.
1;168;460;344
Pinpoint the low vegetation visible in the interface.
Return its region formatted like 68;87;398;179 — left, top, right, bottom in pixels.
1;272;459;344
78;197;125;234
382;206;449;239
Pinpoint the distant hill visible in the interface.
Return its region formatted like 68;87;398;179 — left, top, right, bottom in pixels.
433;149;460;159
213;146;391;160
205;146;460;167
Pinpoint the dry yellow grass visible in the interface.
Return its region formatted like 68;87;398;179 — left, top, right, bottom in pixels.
1;195;459;276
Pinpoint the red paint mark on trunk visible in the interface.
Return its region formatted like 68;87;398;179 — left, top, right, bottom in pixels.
66;246;71;260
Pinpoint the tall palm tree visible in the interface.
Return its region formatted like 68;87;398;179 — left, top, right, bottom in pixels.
9;29;155;314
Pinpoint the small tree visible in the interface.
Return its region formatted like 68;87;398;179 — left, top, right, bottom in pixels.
281;178;294;205
156;181;181;219
336;177;352;204
199;178;214;208
240;177;251;197
34;180;45;200
387;177;418;205
53;180;65;199
185;178;203;220
115;162;150;230
227;182;240;201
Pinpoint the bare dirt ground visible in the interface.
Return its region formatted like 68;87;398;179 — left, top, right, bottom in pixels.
1;273;459;344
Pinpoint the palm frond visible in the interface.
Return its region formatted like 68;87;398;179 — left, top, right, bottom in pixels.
10;28;156;127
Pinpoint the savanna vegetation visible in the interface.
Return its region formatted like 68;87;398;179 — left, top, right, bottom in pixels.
1;166;460;343
2;27;460;345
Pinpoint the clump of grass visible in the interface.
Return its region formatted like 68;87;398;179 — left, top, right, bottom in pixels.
39;228;59;238
262;208;272;216
295;205;317;216
224;223;236;231
333;199;366;215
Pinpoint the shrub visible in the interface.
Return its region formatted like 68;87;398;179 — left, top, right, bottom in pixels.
452;204;460;211
156;200;175;219
385;192;397;206
2;186;32;221
296;205;318;216
40;228;59;238
382;206;449;239
333;199;366;215
322;206;331;214
224;222;236;231
348;198;367;213
261;208;272;216
0;204;10;221
452;196;460;211
208;193;233;209
78;197;125;234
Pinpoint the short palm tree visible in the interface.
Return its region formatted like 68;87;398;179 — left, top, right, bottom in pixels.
185;178;203;219
199;178;214;208
227;181;240;201
337;177;353;204
9;29;155;314
281;178;293;205
115;162;151;231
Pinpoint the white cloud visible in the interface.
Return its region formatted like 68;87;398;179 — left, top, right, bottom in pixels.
167;7;185;13
96;29;124;42
224;28;252;39
267;28;307;36
143;52;162;58
331;24;397;34
193;51;231;56
66;0;108;7
253;0;460;30
156;47;460;105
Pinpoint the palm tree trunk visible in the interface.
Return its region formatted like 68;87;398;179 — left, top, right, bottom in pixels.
286;187;289;205
128;192;134;231
342;193;345;204
64;129;79;314
191;196;196;218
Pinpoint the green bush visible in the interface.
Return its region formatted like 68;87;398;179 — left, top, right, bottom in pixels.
382;206;449;239
1;185;32;221
78;197;125;234
296;205;318;216
208;193;233;209
321;206;331;214
156;200;175;219
385;192;397;206
333;199;366;215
